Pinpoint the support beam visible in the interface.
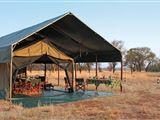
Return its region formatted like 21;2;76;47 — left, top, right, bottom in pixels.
75;63;77;80
95;55;98;77
74;63;77;88
57;65;60;86
9;46;13;102
121;60;123;81
25;67;27;78
72;63;74;90
44;64;47;81
120;60;123;92
65;69;74;93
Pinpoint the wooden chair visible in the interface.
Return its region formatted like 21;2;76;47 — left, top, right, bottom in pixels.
75;78;85;91
44;83;54;91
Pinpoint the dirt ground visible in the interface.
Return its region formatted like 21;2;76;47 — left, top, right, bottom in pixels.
0;71;160;120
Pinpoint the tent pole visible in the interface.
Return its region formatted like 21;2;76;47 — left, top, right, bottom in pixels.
120;60;123;92
25;67;27;78
72;62;74;91
95;55;98;77
44;64;47;81
58;65;60;86
9;46;13;102
75;63;77;79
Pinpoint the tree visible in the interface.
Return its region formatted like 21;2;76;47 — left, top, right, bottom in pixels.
147;58;160;72
77;63;94;73
109;40;126;73
97;63;102;72
125;49;137;74
77;63;83;74
125;47;156;73
85;63;94;73
144;52;156;72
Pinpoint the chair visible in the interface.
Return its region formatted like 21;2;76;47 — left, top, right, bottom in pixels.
44;83;54;91
75;78;85;91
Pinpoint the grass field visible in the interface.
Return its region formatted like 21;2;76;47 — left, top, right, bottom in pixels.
0;71;160;120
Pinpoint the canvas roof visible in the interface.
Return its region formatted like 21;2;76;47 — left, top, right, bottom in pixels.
0;12;122;63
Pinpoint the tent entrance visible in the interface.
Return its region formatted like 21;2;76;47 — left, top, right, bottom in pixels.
12;56;74;97
11;39;74;98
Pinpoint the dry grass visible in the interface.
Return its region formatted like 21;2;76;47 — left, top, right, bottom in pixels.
0;71;160;120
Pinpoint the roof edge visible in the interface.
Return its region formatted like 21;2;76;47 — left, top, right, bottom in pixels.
13;12;71;46
68;13;122;54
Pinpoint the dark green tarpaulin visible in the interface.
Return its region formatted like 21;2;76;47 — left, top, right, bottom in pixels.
0;12;122;99
0;12;121;63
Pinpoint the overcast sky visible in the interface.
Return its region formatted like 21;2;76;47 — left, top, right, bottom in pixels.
0;0;160;57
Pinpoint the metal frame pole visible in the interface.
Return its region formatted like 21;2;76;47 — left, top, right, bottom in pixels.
57;65;60;85
95;55;98;77
9;45;13;102
121;60;123;81
72;62;74;91
75;63;77;80
120;60;123;92
44;63;47;81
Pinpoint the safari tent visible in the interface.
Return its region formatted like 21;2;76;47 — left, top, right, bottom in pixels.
0;12;122;100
